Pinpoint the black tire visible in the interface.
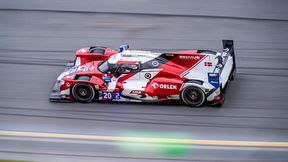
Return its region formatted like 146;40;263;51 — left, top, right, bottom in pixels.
181;86;206;107
71;82;96;103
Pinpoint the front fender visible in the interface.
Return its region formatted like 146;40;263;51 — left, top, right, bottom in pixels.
60;76;104;91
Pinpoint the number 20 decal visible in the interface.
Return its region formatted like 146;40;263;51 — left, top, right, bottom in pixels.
103;92;112;100
102;92;120;100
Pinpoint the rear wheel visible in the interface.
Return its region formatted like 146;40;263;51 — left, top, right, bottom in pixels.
181;86;206;107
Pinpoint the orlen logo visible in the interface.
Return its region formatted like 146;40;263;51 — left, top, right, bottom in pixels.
151;83;159;89
152;83;177;90
179;55;200;60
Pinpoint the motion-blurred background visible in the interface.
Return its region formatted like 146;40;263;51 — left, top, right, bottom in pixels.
0;0;288;161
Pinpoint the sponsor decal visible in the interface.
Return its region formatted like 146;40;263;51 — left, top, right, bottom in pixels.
84;63;90;71
151;60;159;67
144;73;152;79
151;83;159;89
151;83;177;90
89;66;95;71
130;90;142;94
160;84;177;90
179;55;200;60
208;73;220;88
69;67;78;74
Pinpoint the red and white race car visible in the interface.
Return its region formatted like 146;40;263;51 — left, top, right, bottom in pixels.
50;40;236;107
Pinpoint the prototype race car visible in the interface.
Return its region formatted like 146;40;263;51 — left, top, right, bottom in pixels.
50;40;236;107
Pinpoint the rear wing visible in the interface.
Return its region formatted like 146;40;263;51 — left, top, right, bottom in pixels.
208;40;236;88
222;40;235;57
222;40;236;79
213;40;236;73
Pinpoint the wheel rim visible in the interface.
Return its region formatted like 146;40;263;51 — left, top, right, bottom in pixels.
76;85;91;99
72;83;95;102
186;89;201;103
181;87;205;107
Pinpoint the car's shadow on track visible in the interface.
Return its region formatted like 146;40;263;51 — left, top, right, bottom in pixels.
51;99;220;110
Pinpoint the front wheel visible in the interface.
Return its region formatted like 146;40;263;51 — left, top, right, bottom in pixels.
71;83;96;103
180;86;206;107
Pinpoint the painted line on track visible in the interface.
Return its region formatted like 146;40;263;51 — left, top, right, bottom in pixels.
1;136;288;152
1;130;288;149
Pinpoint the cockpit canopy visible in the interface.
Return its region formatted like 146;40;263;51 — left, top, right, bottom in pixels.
97;50;168;77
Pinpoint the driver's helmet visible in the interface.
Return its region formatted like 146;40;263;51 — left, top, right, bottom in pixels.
119;64;138;73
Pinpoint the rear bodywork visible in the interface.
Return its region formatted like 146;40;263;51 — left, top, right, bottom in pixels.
50;40;236;106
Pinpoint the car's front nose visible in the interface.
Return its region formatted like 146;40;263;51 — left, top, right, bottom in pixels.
49;80;73;102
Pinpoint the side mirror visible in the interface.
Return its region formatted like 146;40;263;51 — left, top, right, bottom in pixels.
104;75;111;82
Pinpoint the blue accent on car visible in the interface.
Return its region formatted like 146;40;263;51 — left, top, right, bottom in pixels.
119;44;129;52
113;92;121;100
104;76;111;82
208;73;220;88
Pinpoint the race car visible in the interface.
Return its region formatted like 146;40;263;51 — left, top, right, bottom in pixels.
50;40;236;107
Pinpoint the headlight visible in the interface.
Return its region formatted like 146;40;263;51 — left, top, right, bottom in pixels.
64;74;75;79
59;80;65;85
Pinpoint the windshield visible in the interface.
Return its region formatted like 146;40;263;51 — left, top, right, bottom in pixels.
98;60;119;73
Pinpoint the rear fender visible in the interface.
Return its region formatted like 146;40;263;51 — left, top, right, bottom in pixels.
181;81;213;93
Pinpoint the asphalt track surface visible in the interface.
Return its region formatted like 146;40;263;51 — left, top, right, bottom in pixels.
0;0;288;161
